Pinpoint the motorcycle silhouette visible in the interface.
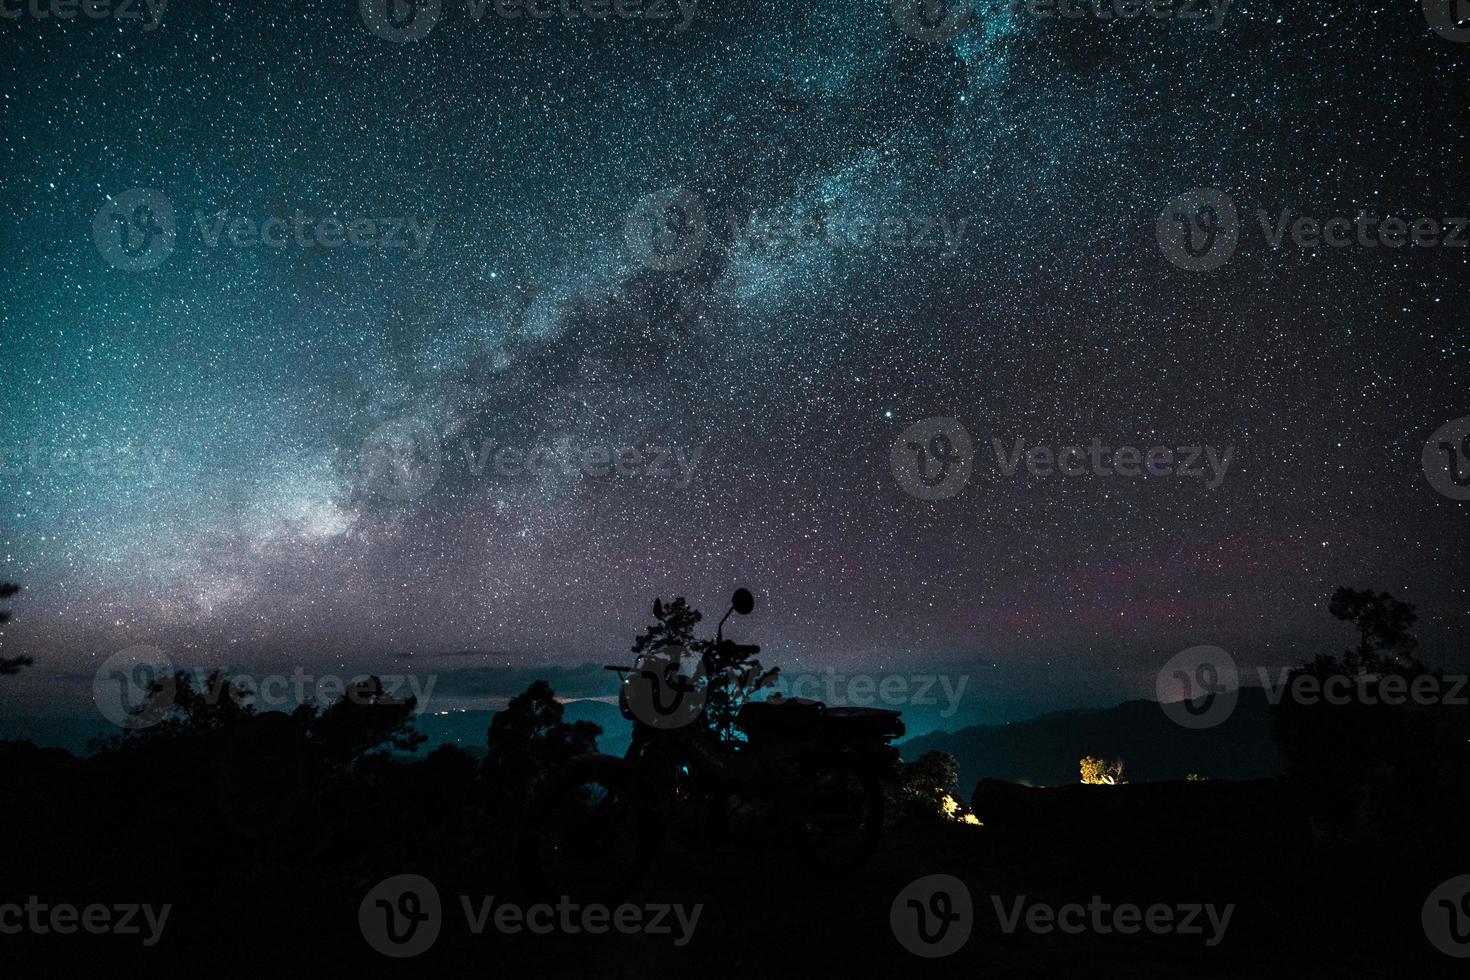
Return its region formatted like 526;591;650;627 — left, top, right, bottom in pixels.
520;588;904;901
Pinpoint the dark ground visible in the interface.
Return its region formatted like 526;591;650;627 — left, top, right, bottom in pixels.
2;740;1462;978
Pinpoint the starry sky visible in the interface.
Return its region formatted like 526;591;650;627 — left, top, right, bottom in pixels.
1;0;1468;722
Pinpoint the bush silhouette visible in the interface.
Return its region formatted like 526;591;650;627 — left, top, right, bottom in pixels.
895;749;959;818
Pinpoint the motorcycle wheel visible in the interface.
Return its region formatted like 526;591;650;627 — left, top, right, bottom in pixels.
519;754;657;904
794;756;884;872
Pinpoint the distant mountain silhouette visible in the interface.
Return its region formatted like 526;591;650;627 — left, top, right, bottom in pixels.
901;689;1282;790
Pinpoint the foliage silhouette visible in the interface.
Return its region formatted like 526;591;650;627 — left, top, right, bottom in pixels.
296;675;427;770
96;670;425;774
632;595;777;741
0;582;31;676
482;679;601;808
1271;586;1467;841
1326;586;1420;669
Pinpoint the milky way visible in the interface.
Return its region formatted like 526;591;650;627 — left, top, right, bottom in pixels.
2;0;1468;716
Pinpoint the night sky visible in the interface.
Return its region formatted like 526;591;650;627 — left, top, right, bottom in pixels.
1;0;1467;721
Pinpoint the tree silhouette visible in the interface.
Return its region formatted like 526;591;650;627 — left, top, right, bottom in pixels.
483;680;601;806
632;596;777;741
1327;586;1419;670
1272;586;1461;841
0;582;32;676
295;675;426;771
631;596;701;655
97;670;424;773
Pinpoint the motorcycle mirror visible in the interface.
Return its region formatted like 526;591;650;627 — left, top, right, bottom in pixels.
731;588;755;616
653;598;663;618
